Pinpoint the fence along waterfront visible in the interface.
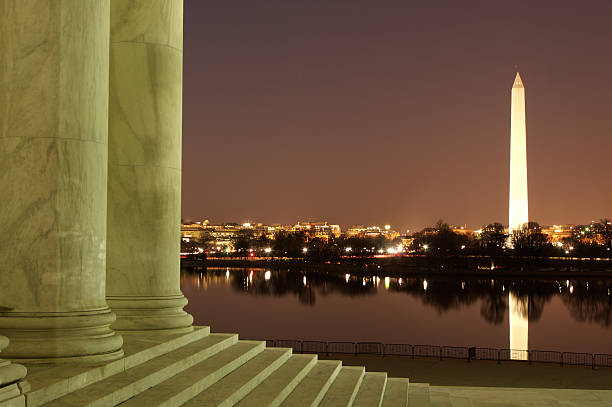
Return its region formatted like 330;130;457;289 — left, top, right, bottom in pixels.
250;339;610;369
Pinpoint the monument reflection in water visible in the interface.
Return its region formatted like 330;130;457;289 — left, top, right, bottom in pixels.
181;268;612;355
509;292;529;360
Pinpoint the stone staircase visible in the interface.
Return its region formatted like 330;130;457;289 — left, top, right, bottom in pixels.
19;327;409;407
15;327;612;407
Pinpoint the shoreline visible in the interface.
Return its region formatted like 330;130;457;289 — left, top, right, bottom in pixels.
181;257;612;279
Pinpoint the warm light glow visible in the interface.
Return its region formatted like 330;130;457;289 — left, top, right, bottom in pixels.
384;276;390;290
303;276;307;286
423;244;429;250
509;72;529;235
423;279;428;291
264;270;271;280
384;224;391;230
345;273;350;283
226;270;230;279
345;247;352;252
264;247;272;253
509;292;528;360
302;247;308;253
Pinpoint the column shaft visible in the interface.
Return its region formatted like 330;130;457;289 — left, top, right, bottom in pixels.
0;1;123;362
106;0;193;333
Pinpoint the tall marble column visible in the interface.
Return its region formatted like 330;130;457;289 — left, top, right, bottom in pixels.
0;1;123;362
0;336;27;406
106;0;193;333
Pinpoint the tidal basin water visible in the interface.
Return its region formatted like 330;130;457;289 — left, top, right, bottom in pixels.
181;267;612;355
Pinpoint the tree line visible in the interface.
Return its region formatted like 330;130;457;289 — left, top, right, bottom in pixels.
181;219;612;261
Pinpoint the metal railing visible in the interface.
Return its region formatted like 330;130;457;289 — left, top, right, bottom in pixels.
249;339;612;369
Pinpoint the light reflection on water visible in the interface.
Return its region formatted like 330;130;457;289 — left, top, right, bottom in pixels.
180;267;612;354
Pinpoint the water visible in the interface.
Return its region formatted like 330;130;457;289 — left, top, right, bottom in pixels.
181;267;612;355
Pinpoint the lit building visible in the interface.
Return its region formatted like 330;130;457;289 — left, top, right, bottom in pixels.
346;225;400;240
541;225;574;243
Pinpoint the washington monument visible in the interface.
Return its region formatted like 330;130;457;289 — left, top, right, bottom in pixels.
508;72;529;234
508;72;530;359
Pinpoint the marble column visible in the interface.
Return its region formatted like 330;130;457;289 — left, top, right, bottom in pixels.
0;1;123;362
106;0;193;333
0;336;26;406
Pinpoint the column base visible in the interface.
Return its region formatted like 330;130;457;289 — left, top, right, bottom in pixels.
0;308;124;364
107;295;193;334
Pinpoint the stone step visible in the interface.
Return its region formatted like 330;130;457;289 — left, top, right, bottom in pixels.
381;378;410;407
447;395;472;407
25;326;211;407
121;340;266;407
183;347;292;407
236;354;318;407
353;372;387;407
319;366;365;407
44;332;235;407
408;383;430;407
280;360;342;407
430;390;452;407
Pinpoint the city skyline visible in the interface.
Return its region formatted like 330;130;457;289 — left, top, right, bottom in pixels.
182;1;612;231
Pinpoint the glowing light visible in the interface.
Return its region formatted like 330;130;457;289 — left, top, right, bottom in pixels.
303;276;307;286
345;247;352;252
566;280;570;288
226;270;230;279
302;247;308;253
461;281;465;290
264;271;271;280
345;273;350;283
509;72;528;236
398;278;403;286
384;277;390;290
264;247;272;253
423;279;428;291
249;271;253;284
242;223;251;227
556;242;563;247
384;224;391;230
570;285;574;294
363;278;366;286
423;244;429;250
387;248;396;254
460;245;466;250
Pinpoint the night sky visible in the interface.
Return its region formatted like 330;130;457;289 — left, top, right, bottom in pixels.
182;1;612;232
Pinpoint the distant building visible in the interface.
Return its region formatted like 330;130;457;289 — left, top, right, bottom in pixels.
346;225;399;240
541;225;573;243
292;222;341;242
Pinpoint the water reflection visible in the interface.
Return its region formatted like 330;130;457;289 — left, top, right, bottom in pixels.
509;292;528;360
181;267;612;354
180;267;612;331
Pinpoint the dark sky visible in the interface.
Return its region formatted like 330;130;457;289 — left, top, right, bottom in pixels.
182;0;612;232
